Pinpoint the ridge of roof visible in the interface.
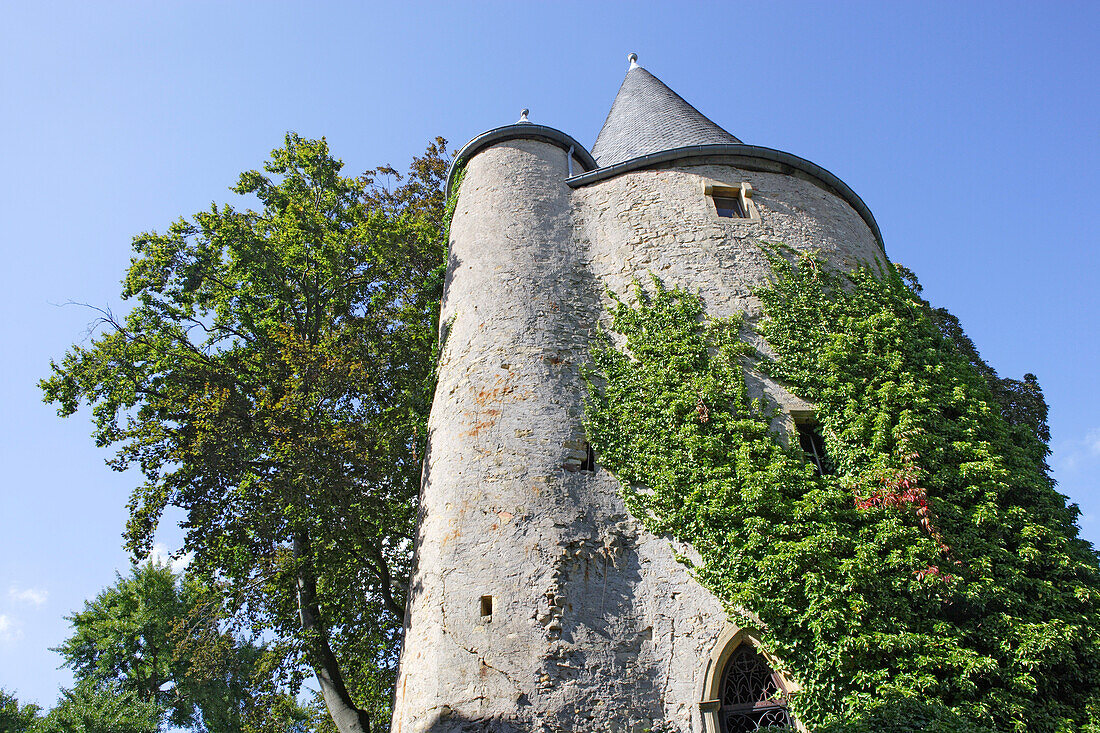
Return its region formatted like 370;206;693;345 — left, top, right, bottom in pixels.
591;65;741;168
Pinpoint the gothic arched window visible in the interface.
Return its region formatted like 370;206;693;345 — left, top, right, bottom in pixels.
718;645;793;732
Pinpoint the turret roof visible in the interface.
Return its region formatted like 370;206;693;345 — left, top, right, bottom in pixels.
444;58;886;255
591;60;742;167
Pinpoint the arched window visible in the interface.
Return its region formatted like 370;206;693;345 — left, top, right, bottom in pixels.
717;645;792;731
699;627;799;733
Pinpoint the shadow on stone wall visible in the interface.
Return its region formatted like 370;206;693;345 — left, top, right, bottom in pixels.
403;710;524;733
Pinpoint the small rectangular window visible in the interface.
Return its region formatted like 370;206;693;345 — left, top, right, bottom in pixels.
713;195;746;218
480;595;493;618
796;423;830;475
705;181;757;221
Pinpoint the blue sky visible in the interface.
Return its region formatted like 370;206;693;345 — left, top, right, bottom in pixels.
1;0;1097;709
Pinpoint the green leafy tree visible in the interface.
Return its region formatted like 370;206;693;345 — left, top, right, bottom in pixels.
57;562;189;726
54;561;307;732
33;681;163;733
41;134;448;732
0;689;41;733
584;257;1100;731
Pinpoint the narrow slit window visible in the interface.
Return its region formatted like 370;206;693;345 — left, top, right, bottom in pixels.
796;422;830;476
579;442;596;472
480;595;493;618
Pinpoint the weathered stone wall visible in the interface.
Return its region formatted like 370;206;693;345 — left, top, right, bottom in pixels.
391;140;882;733
576;163;884;319
574;162;885;424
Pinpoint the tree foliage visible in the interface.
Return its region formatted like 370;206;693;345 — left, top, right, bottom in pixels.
54;561;310;732
584;253;1100;731
0;689;41;733
1;683;162;733
33;682;163;733
41;134;449;732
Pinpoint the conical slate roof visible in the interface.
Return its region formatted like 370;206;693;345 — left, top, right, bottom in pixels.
591;61;742;167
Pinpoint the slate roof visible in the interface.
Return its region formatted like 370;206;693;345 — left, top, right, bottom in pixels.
591;65;742;168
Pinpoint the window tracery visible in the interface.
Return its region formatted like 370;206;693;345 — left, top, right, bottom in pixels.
718;645;792;732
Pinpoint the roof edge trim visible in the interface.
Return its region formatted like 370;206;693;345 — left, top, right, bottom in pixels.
566;144;885;254
446;124;597;199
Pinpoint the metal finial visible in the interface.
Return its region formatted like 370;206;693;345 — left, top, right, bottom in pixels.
518;108;530;123
628;52;639;68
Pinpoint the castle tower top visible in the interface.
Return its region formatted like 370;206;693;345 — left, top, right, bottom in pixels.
442;58;885;254
591;58;743;167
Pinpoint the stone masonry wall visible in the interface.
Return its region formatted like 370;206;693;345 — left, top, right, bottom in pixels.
391;141;882;733
573;162;885;424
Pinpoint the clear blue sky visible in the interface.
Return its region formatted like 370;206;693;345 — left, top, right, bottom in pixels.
2;0;1097;709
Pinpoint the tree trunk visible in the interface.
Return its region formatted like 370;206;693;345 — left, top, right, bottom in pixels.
294;531;372;733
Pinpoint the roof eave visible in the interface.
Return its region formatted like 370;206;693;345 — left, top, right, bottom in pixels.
445;124;597;200
566;144;886;255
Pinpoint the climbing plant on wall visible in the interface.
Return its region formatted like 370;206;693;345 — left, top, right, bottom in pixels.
583;250;1100;732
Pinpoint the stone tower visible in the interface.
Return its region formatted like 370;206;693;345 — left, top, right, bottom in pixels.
391;55;885;733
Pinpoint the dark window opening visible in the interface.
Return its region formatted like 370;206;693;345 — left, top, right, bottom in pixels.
796;422;830;475
580;442;597;473
480;595;493;618
718;645;793;732
713;195;747;218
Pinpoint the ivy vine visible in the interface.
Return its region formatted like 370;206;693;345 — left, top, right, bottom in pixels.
583;249;1100;732
442;162;466;242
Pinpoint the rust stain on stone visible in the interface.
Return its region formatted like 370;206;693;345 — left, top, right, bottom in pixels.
475;383;515;407
462;418;498;437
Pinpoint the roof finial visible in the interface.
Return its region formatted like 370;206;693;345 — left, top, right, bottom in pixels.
628;52;639;69
518;108;530;124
